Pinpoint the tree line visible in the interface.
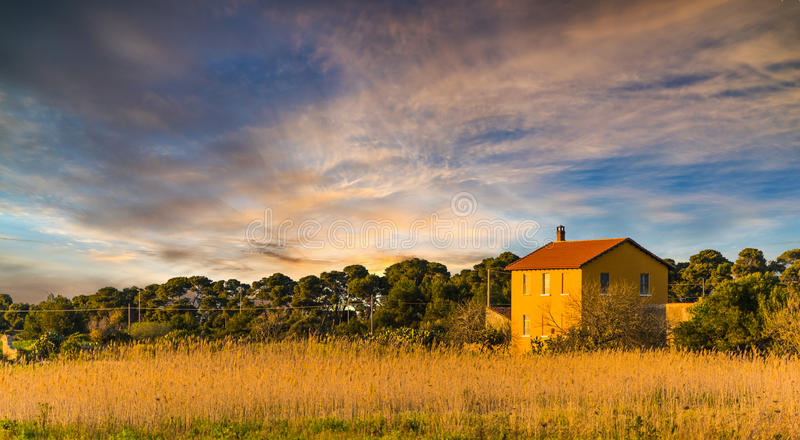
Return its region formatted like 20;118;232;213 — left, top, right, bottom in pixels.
666;248;800;300
0;253;519;344
1;246;798;354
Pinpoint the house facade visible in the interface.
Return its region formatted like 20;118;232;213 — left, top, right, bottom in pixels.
505;226;670;353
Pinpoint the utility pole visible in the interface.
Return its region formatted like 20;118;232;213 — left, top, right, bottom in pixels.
486;267;491;308
128;304;131;329
370;294;374;335
138;292;141;323
701;279;705;297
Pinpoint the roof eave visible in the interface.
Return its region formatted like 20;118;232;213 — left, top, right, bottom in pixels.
505;265;582;271
503;241;554;271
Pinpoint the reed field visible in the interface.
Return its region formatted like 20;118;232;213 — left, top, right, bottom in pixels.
1;340;799;439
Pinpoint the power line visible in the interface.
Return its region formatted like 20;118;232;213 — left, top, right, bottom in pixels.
0;301;437;314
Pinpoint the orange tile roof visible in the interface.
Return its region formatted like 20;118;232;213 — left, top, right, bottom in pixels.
505;238;671;270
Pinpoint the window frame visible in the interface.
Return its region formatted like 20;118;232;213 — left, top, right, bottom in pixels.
560;272;568;295
522;273;530;296
541;272;550;296
640;273;651;296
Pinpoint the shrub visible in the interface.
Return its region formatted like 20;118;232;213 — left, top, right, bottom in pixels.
443;302;510;351
544;282;667;352
763;291;800;356
333;319;369;338
31;331;65;360
674;273;780;352
88;311;127;343
163;329;192;342
444;302;487;347
367;327;438;347
128;322;172;340
60;333;95;358
482;323;511;350
249;312;290;341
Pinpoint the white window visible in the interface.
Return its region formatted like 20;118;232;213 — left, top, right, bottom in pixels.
522;315;530;336
522;273;529;296
640;273;650;296
542;273;550;296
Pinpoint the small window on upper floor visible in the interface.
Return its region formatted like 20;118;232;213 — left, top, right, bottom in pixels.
560;272;566;295
522;273;530;296
640;273;650;296
600;272;610;294
542;273;550;296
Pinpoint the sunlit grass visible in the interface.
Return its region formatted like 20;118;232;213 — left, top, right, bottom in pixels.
6;339;33;351
0;339;798;438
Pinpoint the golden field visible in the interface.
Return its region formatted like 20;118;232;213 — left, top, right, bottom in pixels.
1;340;799;439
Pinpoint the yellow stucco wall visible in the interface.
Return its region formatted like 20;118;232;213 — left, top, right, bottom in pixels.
665;301;698;346
510;241;669;353
510;268;582;352
666;302;696;326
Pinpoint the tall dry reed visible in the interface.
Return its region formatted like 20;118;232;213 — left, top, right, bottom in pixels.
0;340;797;438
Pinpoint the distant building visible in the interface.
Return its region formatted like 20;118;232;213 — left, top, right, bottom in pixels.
505;226;671;353
485;306;511;330
1;334;18;361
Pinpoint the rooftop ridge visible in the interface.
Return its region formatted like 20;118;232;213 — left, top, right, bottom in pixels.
504;237;628;270
505;236;672;271
546;238;626;242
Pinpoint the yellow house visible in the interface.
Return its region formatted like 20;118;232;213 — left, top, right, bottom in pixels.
505;226;670;353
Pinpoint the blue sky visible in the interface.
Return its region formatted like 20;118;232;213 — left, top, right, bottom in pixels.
1;0;799;302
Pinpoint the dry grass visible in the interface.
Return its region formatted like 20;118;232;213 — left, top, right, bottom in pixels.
1;340;799;438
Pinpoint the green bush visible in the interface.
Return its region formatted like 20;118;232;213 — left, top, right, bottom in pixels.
333;319;368;338
764;291;800;356
10;339;34;351
31;331;65;360
128;322;172;340
367;327;438;347
163;329;192;343
60;333;95;358
674;273;780;352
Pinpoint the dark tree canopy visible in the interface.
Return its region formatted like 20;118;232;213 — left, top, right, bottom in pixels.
3;247;798;354
732;248;768;279
385;258;449;287
671;249;732;299
774;249;800;273
674;273;781;351
252;273;296;306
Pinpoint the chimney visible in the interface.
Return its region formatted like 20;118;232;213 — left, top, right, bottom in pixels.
556;225;566;242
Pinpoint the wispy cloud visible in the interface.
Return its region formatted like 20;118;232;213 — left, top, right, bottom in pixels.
0;0;798;301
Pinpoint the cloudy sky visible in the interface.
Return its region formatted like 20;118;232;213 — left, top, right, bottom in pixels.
1;0;799;302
